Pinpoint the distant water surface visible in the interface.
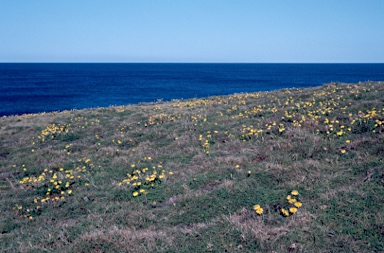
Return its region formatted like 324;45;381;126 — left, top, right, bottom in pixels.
0;63;383;116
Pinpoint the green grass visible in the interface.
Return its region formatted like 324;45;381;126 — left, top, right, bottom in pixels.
1;82;383;252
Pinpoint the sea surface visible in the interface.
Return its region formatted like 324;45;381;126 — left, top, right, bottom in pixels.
0;63;383;116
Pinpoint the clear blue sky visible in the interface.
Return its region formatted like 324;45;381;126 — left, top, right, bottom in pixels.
1;1;383;63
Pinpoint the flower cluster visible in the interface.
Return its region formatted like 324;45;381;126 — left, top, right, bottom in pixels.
118;158;173;197
281;190;303;217
37;123;70;142
253;204;263;215
15;157;94;219
13;204;41;220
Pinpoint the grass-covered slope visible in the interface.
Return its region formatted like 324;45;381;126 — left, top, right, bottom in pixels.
0;82;383;252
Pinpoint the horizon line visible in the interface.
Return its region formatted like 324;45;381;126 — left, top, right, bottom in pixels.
1;62;383;64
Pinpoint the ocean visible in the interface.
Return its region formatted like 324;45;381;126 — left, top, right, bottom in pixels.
0;63;383;116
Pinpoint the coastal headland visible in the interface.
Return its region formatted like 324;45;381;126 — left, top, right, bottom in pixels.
0;82;383;252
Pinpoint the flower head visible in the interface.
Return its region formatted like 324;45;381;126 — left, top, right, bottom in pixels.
253;204;263;215
294;202;302;208
281;208;290;217
255;207;263;215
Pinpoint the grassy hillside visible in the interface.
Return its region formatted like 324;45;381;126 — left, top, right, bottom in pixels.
0;82;383;252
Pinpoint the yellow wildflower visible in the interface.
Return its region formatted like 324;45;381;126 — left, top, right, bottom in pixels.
255;207;263;215
291;190;299;196
281;208;290;217
132;191;139;197
294;202;303;208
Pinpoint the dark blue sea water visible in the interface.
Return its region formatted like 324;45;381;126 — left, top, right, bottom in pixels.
0;63;383;116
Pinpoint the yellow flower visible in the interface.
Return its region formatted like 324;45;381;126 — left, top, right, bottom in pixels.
288;198;297;204
294;202;303;208
291;190;299;196
132;191;139;197
281;208;290;217
255;207;263;215
346;140;351;143
340;149;346;154
67;190;72;194
289;207;298;214
253;204;261;210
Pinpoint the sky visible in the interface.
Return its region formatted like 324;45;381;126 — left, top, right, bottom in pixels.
1;1;383;63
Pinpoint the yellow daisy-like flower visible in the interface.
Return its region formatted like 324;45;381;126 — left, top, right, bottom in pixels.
253;204;261;210
289;207;298;214
294;202;303;208
255;207;263;215
291;190;299;196
281;208;290;217
340;149;346;154
288;198;297;204
132;191;139;197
